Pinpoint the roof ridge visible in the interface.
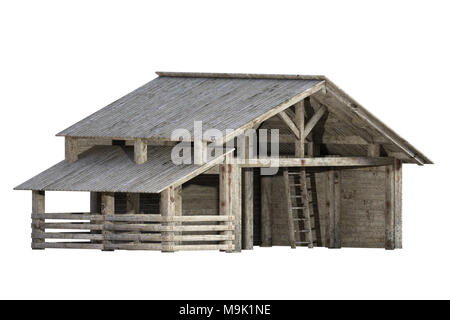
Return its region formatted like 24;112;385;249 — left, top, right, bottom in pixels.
155;71;326;81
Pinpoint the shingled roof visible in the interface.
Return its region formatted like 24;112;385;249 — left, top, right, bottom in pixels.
57;72;431;165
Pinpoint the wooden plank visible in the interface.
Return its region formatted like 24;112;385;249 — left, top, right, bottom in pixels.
104;215;234;222
104;224;234;232
277;110;300;140
134;138;147;164
295;100;305;157
108;243;162;251
44;223;103;230
238;157;394;168
260;173;272;247
32;232;103;240
32;213;104;220
385;165;395;250
394;159;403;249
31;190;45;249
160;186;176;252
101;192;114;251
219;154;233;252
304;105;327;138
283;169;296;248
174;244;235;251
65;137;78;163
32;242;103;250
231;163;242;252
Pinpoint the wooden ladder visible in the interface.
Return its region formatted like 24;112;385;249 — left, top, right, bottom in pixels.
284;168;314;248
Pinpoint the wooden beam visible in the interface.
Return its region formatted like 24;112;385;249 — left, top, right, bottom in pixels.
279;134;374;145
101;192;114;251
65;137;78;163
134;138;147;164
295;101;305;157
304;105;327;138
368;144;380;157
90;192;102;243
385;164;395;250
219;154;233;253
160;186;176;252
283;169;296;248
394;159;402;249
231;163;242;252
260;173;272;247
174;185;182;246
242;134;254;250
277;110;300;140
237;157;394;168
334;170;341;248
31;190;45;249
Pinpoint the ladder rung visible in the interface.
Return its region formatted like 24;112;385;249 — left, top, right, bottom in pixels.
297;230;312;233
291;207;305;209
293;218;307;221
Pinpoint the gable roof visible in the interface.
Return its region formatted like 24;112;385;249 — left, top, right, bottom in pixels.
14;145;233;193
57;71;431;165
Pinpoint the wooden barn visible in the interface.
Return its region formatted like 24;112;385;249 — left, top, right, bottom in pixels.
15;72;432;252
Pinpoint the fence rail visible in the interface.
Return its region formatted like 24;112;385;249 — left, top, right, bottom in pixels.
31;212;235;252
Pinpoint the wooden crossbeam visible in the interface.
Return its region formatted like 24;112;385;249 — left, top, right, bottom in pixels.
236;157;394;168
277;110;300;140
304;105;327;137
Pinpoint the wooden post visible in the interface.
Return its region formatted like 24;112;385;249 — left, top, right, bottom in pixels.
385;164;395;250
174;186;182;246
242;133;254;250
101;192;115;251
394;159;402;249
219;155;233;253
231;163;242;252
294;100;305;157
327;170;341;248
194;140;207;165
334;170;341;248
31;190;45;249
65;137;78;163
160;186;176;252
90;192;101;243
260;172;272;247
134;138;147;164
368;144;380;157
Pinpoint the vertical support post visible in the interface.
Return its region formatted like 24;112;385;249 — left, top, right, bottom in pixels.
242;133;254;250
260;172;272;247
394;159;403;249
90;192;101;243
194;141;207;165
368;144;380;157
134;138;147;164
231;162;242;252
160;186;176;252
65;137;78;163
294;100;305;158
219;154;233;253
31;190;45;249
101;192;115;251
385;164;395;250
334;170;341;248
174;186;182;246
327;170;341;248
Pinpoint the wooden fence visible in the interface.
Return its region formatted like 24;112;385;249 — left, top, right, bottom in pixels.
31;213;235;252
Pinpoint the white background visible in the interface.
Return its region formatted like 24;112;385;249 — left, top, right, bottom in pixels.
0;0;447;299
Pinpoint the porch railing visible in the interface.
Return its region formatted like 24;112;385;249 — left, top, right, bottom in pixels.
31;213;235;252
